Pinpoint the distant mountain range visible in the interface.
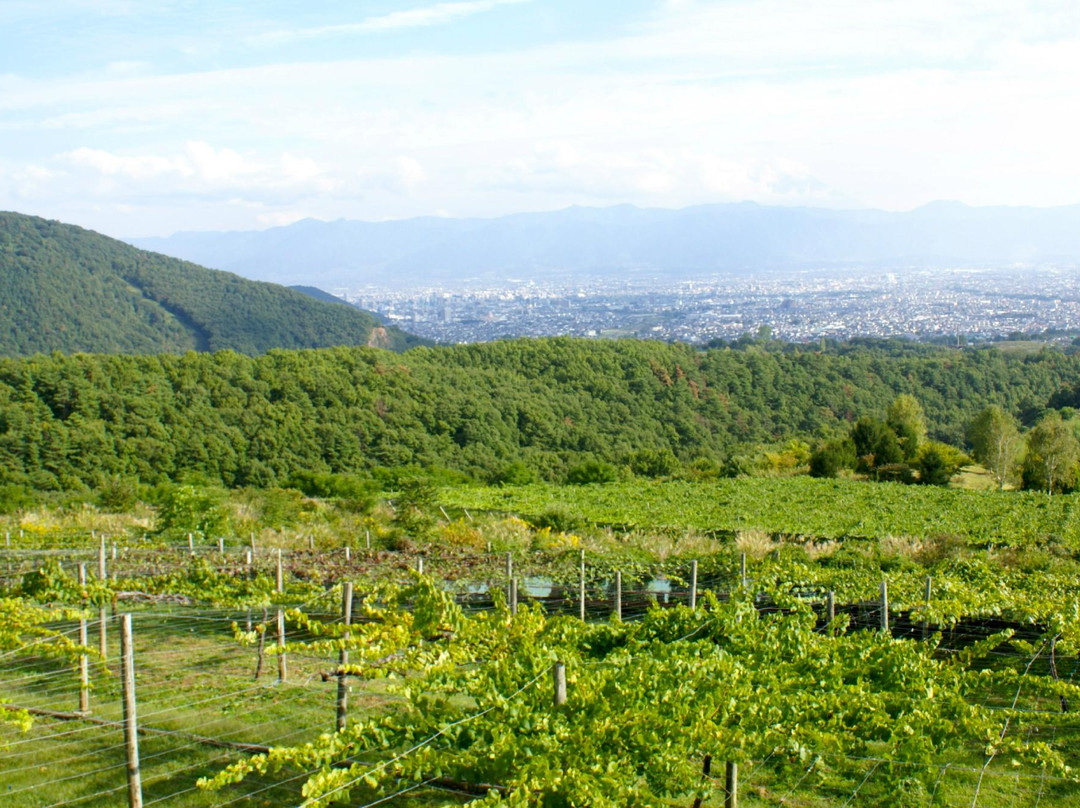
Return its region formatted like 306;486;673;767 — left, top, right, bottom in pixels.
0;211;423;356
130;201;1080;289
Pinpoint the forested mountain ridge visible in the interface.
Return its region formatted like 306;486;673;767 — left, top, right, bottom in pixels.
0;211;422;356
132;201;1080;287
0;337;1076;491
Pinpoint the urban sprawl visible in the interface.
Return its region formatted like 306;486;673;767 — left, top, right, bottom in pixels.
345;267;1080;346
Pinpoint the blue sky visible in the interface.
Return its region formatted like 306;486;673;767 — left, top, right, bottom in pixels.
2;0;1078;237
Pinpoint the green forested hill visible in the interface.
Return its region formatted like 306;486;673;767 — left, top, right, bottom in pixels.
0;211;422;355
0;337;1077;490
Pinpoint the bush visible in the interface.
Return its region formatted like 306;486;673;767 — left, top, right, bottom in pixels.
438;519;485;550
287;471;375;512
156;484;230;538
96;474;140;511
248;487;307;529
684;456;722;481
566;460;618;485
851;417;904;472
392;476;436;537
721;455;755;479
531;504;585;533
373;465;472;489
490;461;539;486
917;441;970;486
628;448;679;478
916;447;951;485
809;439;855;478
0;484;36;515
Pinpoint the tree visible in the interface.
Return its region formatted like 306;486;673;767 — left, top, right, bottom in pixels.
967;405;1024;490
850;417;904;473
916;440;969;486
886;394;927;461
392;476;436;536
809;439;855;478
1022;411;1080;495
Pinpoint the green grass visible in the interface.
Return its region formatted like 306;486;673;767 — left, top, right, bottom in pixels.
0;607;465;807
950;463;1000;491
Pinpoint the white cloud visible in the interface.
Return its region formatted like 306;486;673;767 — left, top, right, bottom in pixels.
255;209;312;228
22;142;346;202
5;0;1080;233
63;146;189;180
253;0;529;44
490;143;845;207
357;156;428;194
8;164;65;200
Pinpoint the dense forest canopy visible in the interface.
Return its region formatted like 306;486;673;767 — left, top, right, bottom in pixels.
0;337;1077;491
0;211;422;356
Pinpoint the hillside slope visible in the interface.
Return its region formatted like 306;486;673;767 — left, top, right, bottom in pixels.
0;211;422;355
0;338;1074;489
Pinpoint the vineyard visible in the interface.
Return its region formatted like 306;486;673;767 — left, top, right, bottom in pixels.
3;480;1080;806
442;477;1080;548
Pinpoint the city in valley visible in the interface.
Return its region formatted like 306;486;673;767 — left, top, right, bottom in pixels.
346;266;1080;346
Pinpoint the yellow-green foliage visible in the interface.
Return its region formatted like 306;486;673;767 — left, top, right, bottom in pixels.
438;518;485;550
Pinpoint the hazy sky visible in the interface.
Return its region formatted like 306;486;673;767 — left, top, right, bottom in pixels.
2;0;1078;237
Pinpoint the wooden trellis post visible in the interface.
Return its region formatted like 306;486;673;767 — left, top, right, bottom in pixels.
880;580;889;634
77;564;89;714
579;550;586;621
615;570;622;621
690;560;698;610
922;575;932;641
276;609;287;684
98;538;108;661
119;614;143;808
336;583;354;731
553;662;566;707
692;755;712;808
725;761;738;808
505;552;513;603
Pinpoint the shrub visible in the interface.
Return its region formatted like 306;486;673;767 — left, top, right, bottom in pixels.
628;448;679;478
566;460;618;485
288;471;375;512
96;474;140;512
490;461;539;486
392;476;436;537
531;504;584;533
809;439;855;478
156;484;230;538
0;484;36;515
